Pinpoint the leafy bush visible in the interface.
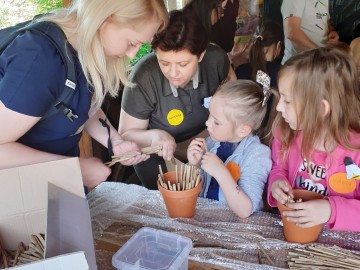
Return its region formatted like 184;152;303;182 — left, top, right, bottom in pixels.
36;0;63;14
130;42;152;65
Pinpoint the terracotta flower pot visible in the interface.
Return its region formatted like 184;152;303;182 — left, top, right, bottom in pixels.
277;189;324;244
158;171;202;218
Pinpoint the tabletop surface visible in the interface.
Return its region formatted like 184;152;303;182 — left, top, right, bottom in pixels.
88;182;360;270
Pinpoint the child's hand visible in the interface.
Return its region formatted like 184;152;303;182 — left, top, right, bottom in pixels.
187;138;206;166
271;179;294;204
201;152;226;179
282;199;331;227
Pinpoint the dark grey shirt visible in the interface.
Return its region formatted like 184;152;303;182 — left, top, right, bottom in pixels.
122;43;230;143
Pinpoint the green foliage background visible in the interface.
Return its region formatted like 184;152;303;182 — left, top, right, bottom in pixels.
36;0;63;14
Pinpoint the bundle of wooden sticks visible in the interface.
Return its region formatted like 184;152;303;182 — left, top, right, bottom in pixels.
287;245;360;269
158;164;201;191
0;233;44;268
106;145;162;167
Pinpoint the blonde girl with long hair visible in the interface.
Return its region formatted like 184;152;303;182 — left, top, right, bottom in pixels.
268;47;360;231
0;0;168;188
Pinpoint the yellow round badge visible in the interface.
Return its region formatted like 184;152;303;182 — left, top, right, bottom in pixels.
167;109;184;126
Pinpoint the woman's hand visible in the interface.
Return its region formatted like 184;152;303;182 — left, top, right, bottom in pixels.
112;139;149;166
79;157;111;188
187;138;205;167
271;179;294;204
149;129;176;161
282;199;331;227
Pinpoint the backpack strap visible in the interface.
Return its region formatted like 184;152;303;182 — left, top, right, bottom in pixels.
25;21;78;122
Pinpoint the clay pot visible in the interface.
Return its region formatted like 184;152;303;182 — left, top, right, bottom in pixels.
277;189;324;244
158;171;202;218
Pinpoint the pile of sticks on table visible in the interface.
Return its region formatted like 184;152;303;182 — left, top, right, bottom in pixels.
0;233;44;268
158;164;201;191
106;145;162;167
287;245;360;269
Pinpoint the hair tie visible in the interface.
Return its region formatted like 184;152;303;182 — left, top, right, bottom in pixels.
256;70;272;107
254;34;263;41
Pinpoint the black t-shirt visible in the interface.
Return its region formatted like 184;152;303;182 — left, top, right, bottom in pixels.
122;43;230;143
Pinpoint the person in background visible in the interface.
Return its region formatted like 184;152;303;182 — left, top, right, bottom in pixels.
350;37;360;81
268;47;360;232
235;21;283;145
211;0;240;53
183;0;226;40
328;0;360;45
187;78;273;218
281;0;339;64
119;9;236;190
0;0;168;188
235;21;283;87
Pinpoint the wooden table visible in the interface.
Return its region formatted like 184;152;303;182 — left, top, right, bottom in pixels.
88;182;360;270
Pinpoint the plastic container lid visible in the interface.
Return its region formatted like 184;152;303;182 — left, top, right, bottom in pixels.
112;227;193;270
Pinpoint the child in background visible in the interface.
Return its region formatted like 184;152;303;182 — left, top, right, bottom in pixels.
187;78;274;218
268;47;360;232
235;21;283;88
235;21;283;144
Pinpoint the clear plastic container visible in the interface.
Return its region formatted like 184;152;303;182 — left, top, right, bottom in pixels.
112;227;193;270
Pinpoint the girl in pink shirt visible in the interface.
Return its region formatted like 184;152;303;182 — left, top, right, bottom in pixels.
267;47;360;232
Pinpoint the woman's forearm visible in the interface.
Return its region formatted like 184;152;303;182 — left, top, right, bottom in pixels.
121;129;156;148
0;142;66;169
84;109;123;148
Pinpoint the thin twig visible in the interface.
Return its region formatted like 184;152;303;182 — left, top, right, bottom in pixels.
106;145;162;166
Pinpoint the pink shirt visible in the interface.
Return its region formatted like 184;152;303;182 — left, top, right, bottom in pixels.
267;131;360;232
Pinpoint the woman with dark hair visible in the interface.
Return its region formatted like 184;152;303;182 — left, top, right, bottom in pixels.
235;21;284;86
211;0;239;53
183;0;225;39
119;9;236;190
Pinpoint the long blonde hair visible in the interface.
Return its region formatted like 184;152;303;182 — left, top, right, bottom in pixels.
273;47;360;161
41;0;168;109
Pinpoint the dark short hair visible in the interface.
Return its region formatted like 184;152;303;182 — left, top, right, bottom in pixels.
151;9;209;57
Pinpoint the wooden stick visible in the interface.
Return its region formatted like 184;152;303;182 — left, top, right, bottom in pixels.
287;245;360;269
159;165;164;182
257;242;275;266
106;145;163;166
167;181;172;191
195;175;200;187
158;174;167;189
175;165;178;184
1;249;8;268
203;138;208;152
